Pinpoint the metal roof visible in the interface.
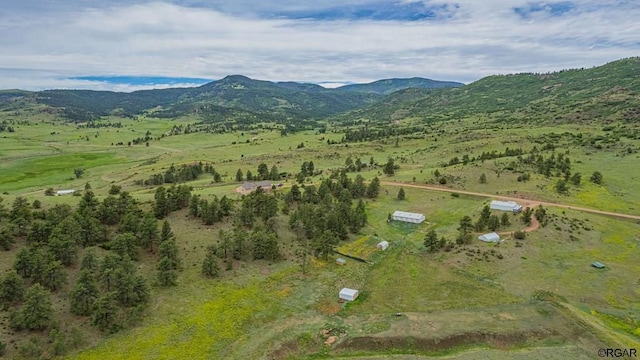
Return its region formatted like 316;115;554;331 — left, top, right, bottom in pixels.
392;211;425;219
490;200;519;208
478;232;500;242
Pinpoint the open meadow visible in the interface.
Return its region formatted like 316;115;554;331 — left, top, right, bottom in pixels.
1;98;639;359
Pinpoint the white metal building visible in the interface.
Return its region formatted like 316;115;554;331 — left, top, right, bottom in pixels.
478;232;501;243
391;211;425;224
377;241;389;250
490;201;522;213
56;190;75;196
339;288;359;301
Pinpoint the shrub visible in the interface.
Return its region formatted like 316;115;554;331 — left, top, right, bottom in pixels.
513;230;526;240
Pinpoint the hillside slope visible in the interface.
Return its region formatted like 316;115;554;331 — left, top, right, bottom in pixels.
332;57;640;124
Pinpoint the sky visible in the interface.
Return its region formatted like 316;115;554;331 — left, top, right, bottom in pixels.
1;0;639;92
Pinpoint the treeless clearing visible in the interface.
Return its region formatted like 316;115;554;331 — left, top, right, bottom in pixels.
382;181;640;221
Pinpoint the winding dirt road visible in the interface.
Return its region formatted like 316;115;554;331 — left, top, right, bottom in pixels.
382;181;640;221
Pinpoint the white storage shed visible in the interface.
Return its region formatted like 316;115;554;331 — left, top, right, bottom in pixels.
391;211;425;224
376;241;389;250
339;288;359;301
56;190;75;196
478;232;501;243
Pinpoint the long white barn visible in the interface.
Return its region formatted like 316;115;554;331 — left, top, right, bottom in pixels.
392;211;425;224
490;201;522;213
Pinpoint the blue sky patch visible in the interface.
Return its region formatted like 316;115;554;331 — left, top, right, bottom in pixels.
70;76;212;86
271;2;457;21
514;1;576;19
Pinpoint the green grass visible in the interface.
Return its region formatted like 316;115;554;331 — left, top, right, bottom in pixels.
0;106;638;359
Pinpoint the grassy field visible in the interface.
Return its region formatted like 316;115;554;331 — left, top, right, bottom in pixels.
0;110;639;359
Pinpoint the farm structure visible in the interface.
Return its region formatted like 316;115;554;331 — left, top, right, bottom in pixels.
339;288;359;301
56;190;75;196
478;232;501;243
377;241;389;250
592;262;605;269
235;181;273;195
490;200;523;214
336;258;346;266
391;211;425;224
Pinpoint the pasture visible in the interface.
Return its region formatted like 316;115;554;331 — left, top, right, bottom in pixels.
0;110;639;359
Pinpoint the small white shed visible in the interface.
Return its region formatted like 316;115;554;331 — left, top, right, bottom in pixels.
376;241;389;250
56;190;75;196
339;288;359;301
478;232;501;243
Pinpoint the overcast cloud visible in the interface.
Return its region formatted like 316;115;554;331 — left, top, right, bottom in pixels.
0;0;638;91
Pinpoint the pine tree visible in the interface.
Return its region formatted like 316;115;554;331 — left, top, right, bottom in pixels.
157;257;177;286
487;215;501;231
257;163;269;180
111;233;139;261
366;177;381;198
397;188;405;200
21;284;53;330
92;292;118;332
10;196;32;236
479;173;487;184
456;216;474;244
269;165;279;181
590;171;603;185
202;246;220;278
0;226;15;250
235;169;244;182
153;186;169;218
157;221;179;286
39;259;67;291
500;212;511;227
424;230;438;252
0;271;25;310
383;158;395;176
70;270;99;316
48;235;78;266
138;213;159;253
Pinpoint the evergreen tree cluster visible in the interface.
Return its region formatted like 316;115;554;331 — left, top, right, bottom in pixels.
0;191;158;336
153;185;193;218
423;229;452;253
237;162;283;182
288;177;369;260
342;126;422;143
188;194;233;226
137;162;220;186
0;120;15;133
474;205;510;232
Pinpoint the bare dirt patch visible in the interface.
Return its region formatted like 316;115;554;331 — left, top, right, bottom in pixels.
335;330;558;353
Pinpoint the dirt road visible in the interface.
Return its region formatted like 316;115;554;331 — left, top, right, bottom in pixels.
382;181;640;221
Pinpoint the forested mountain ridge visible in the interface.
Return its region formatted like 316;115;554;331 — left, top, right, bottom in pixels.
336;77;463;95
331;57;640;124
0;75;461;122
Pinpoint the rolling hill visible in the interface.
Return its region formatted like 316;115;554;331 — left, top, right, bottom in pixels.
336;77;463;94
1;75;463;122
330;57;640;125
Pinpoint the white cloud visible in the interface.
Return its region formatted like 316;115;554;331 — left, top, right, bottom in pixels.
0;0;638;90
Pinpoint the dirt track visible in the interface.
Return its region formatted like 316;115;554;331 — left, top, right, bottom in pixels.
382;182;640;221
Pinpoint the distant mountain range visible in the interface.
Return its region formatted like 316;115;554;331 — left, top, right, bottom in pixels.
3;58;639;127
0;76;462;121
